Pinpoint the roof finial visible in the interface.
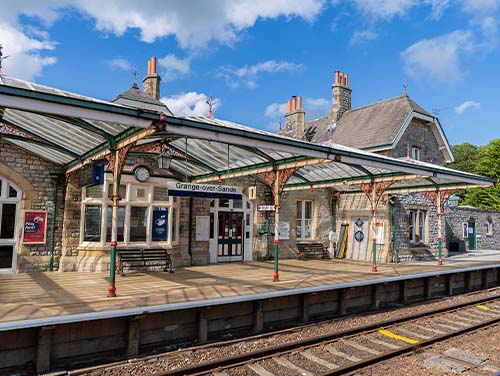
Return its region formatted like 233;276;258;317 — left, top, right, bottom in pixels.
403;81;408;96
206;96;214;119
132;64;138;89
0;44;10;76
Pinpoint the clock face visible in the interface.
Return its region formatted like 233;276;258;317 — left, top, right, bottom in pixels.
134;166;150;182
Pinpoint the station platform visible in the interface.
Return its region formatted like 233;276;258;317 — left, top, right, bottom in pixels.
2;253;500;331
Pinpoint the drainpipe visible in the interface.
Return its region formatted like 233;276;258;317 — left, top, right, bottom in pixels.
188;197;193;265
48;172;62;272
389;195;397;263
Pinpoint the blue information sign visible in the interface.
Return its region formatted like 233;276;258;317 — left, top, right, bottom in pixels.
152;210;168;240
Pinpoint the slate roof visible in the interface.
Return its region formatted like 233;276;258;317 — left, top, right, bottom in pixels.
112;83;172;114
305;95;432;149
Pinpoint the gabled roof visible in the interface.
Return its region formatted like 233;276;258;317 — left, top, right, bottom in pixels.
306;95;432;147
112;83;172;114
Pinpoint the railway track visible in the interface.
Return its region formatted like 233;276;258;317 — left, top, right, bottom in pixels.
153;295;500;376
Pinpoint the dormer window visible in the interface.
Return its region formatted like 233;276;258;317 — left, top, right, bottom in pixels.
411;146;421;161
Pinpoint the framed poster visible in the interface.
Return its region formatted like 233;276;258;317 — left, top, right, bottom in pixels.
195;216;210;241
22;211;48;244
152;209;168;241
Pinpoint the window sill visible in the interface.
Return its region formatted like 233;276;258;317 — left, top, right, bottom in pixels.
78;243;175;251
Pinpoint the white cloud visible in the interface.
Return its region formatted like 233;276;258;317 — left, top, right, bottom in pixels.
454;100;480;114
72;0;325;48
350;29;378;44
158;54;190;82
161;92;221;117
265;102;288;118
1;0;324;80
461;0;500;14
0;23;57;80
401;30;475;84
108;58;132;71
352;0;417;20
349;0;450;21
218;60;304;88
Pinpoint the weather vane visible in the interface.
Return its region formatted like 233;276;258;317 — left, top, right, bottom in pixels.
403;81;408;96
206;96;214;119
0;44;10;75
132;64;138;88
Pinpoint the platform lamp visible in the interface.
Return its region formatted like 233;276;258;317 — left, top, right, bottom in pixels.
158;142;172;170
445;194;460;212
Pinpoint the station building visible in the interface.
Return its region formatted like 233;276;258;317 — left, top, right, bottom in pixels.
0;59;495;274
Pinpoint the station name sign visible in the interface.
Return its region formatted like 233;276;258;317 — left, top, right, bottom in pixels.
167;182;242;199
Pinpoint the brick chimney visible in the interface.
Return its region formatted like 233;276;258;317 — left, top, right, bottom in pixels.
279;95;305;139
329;70;351;122
143;57;161;100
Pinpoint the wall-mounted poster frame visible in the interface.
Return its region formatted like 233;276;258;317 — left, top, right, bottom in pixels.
22;211;48;244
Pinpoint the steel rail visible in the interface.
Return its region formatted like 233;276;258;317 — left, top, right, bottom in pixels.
151;293;500;376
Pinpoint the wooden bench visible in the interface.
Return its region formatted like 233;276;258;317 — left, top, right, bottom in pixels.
297;242;328;259
117;248;172;275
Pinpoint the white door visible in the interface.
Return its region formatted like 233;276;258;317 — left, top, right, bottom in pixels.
0;177;21;273
351;217;369;260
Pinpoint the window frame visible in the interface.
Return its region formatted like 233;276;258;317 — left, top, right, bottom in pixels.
411;146;421;161
80;175;180;248
462;222;469;238
296;200;314;241
485;221;493;236
409;209;427;245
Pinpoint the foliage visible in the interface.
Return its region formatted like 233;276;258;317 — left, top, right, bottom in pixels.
448;142;484;173
450;139;500;209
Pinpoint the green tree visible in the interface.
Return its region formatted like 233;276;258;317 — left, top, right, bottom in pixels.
454;139;500;209
448;142;483;173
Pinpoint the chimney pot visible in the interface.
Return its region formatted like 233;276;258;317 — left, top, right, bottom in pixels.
346;73;349;87
147;59;151;75
297;96;302;110
287;100;291;113
335;71;339;85
151;57;157;74
291;96;297;112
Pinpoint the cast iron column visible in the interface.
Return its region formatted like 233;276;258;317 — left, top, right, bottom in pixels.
108;148;120;297
273;169;280;282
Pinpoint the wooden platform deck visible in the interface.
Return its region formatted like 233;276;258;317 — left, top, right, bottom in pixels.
1;257;499;328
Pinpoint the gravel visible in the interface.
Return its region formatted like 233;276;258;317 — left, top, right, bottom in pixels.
81;287;500;376
355;322;500;375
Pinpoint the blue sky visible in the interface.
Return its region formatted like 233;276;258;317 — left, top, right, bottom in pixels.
1;0;499;146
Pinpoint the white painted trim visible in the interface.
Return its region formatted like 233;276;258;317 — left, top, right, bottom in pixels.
0;177;21;273
0;93;153;128
391;112;454;164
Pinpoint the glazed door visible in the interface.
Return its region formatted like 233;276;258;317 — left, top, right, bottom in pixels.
217;212;244;261
0;177;21;273
468;219;476;251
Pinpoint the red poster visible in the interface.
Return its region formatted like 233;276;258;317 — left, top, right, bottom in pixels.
23;211;48;244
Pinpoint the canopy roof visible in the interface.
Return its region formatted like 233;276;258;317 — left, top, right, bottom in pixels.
0;76;495;195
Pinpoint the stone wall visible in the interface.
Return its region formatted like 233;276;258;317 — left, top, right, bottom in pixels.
445;206;500;252
391;193;445;260
0;140;64;272
393;119;445;165
329;84;352;122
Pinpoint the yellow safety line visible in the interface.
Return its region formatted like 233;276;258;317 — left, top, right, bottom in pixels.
378;329;420;344
477;305;490;311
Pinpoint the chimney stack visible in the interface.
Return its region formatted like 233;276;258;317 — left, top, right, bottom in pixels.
280;95;305;139
143;57;161;100
330;70;352;122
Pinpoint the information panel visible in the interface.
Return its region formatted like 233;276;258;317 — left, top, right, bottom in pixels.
196;216;210;241
22;211;48;244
